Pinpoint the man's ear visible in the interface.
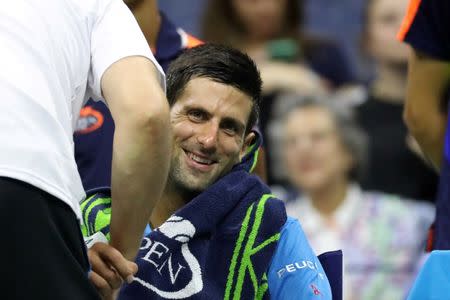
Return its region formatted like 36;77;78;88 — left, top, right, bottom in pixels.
239;131;256;160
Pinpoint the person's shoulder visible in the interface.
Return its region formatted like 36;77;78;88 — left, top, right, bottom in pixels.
398;0;450;60
268;216;332;299
283;216;301;230
278;216;309;246
257;192;288;230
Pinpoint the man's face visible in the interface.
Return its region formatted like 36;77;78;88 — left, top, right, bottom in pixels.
168;77;254;194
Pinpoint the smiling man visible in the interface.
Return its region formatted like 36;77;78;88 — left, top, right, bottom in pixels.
81;44;332;300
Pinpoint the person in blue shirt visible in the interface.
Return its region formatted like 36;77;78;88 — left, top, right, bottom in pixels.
83;44;332;299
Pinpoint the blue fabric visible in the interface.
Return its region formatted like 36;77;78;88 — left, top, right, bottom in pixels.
402;0;450;61
267;217;332;299
136;217;332;299
433;156;450;250
118;163;287;299
154;12;188;71
304;40;357;87
304;0;367;82
407;250;450;299
158;0;206;37
80;132;331;299
317;250;343;300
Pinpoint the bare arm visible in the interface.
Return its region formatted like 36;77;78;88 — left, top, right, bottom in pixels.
403;49;450;171
258;62;327;95
101;56;171;260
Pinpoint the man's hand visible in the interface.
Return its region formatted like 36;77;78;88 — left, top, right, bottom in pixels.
88;243;138;299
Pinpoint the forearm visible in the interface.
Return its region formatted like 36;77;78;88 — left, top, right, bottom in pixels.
110;96;171;260
403;49;450;171
101;56;171;260
259;62;326;95
405;108;446;170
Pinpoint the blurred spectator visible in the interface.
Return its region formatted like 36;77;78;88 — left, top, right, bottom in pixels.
303;0;371;83
356;0;438;202
202;0;356;92
276;96;434;300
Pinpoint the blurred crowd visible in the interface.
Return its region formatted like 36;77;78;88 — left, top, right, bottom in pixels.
157;0;437;299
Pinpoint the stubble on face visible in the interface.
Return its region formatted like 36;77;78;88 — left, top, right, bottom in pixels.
165;78;253;198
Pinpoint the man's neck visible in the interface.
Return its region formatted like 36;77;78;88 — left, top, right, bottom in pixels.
308;179;348;218
370;62;407;103
149;185;189;228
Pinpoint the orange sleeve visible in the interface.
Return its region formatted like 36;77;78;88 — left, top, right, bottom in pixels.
186;34;203;49
397;0;422;41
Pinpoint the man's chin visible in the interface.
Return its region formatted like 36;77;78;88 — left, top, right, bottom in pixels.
175;176;214;195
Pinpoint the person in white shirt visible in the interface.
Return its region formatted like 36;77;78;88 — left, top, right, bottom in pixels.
0;0;170;299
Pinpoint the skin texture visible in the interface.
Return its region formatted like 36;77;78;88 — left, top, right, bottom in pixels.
168;77;254;196
88;243;138;300
403;49;450;170
366;0;411;102
231;0;287;42
90;55;171;300
282;106;353;215
367;0;410;64
102;56;171;261
127;0;161;50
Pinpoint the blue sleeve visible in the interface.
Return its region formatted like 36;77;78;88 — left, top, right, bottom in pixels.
402;0;450;61
267;217;332;299
74;99;115;191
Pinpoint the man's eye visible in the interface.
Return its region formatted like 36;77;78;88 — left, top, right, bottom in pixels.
223;124;239;136
188;110;204;121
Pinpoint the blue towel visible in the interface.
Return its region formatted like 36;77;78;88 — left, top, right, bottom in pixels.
81;130;288;299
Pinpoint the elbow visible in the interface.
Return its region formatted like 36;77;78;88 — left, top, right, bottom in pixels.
136;93;171;136
403;103;429;142
403;103;422;138
403;103;441;148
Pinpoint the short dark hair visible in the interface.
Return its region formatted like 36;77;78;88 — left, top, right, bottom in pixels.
166;43;262;133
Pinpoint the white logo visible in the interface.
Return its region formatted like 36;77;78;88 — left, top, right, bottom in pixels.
277;260;326;280
133;216;203;299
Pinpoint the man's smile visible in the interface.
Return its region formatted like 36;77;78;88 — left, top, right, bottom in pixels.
183;149;218;171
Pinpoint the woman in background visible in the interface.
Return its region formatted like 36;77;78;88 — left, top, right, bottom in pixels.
278;96;433;300
202;0;356;94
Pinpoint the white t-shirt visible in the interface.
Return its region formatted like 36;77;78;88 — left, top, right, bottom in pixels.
0;0;164;219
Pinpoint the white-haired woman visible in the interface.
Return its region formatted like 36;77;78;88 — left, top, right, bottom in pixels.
276;96;434;300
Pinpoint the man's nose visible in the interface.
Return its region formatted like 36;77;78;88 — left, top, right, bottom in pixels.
196;123;219;151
